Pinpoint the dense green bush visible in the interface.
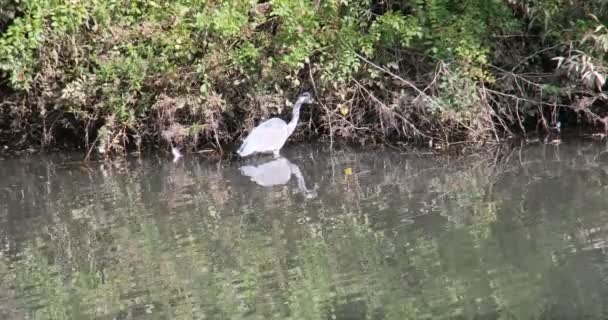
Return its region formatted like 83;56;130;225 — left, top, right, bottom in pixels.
1;0;608;154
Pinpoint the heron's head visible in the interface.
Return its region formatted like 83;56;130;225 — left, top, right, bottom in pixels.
296;92;314;105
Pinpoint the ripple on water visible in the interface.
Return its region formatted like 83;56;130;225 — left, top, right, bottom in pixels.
1;143;608;319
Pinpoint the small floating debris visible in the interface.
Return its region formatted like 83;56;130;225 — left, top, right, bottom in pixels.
171;146;183;162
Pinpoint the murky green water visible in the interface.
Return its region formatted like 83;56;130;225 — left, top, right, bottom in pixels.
2;142;608;319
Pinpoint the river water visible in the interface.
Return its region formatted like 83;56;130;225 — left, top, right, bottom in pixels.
1;142;608;319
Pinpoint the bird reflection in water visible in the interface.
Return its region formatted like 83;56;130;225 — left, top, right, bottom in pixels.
239;156;317;198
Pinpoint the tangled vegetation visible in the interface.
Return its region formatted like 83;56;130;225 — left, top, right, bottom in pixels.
1;0;608;155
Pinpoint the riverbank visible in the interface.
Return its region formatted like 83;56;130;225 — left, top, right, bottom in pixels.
2;1;608;156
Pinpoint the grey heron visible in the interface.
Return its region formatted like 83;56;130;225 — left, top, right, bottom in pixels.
237;92;314;158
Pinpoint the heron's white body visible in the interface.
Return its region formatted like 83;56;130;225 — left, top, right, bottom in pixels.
237;92;312;158
237;118;291;157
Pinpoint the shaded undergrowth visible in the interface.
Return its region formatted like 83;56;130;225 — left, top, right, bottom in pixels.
2;1;608;156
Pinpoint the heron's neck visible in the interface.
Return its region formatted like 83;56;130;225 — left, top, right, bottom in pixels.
286;101;303;136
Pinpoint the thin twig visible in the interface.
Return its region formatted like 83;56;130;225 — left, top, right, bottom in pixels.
308;66;333;149
484;88;572;108
352;78;429;139
354;52;438;107
511;43;565;72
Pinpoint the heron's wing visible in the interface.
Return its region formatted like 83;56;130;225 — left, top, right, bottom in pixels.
238;118;288;155
255;118;288;129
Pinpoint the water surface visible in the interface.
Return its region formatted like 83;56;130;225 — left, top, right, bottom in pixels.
2;142;608;319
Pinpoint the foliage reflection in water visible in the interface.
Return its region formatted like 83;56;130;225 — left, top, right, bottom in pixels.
1;142;608;319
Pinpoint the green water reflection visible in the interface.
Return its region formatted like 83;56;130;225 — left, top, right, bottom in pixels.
1;142;608;319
